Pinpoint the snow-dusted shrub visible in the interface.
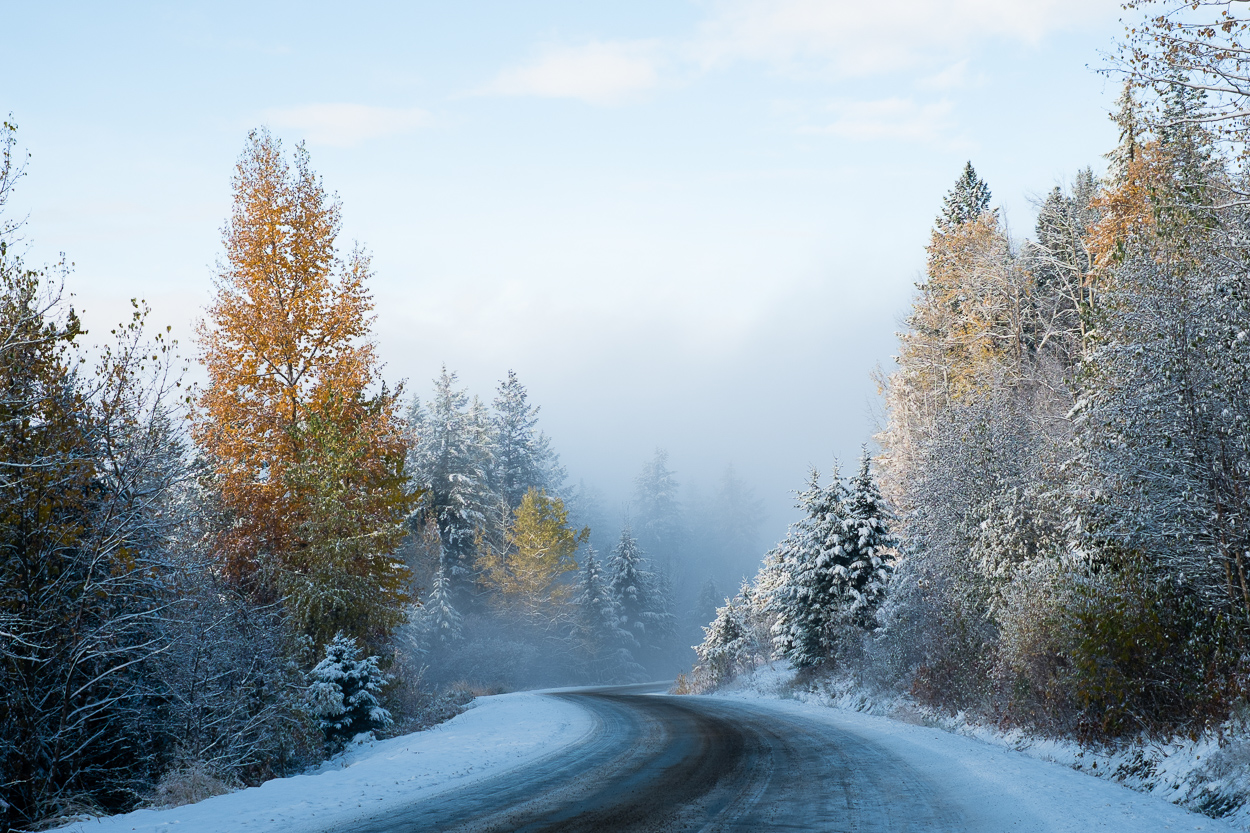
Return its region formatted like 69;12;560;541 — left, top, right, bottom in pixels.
151;762;237;808
306;633;392;752
992;558;1081;731
1064;564;1234;740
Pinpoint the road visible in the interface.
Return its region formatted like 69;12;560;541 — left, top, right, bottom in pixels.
351;685;971;832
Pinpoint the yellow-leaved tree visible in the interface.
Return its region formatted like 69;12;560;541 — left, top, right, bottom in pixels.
480;488;588;623
194;128;417;648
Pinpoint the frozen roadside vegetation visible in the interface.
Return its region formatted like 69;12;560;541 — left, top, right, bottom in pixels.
51;692;593;833
714;662;1250;830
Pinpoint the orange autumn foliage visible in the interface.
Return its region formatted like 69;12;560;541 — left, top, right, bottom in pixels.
194;130;415;629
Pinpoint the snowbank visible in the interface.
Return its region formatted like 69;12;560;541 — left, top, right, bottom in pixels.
717;662;1250;830
54;691;594;833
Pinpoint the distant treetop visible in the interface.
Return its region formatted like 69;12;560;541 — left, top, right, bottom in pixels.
938;161;992;229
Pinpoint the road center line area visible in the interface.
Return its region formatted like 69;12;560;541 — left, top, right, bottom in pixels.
56;686;1238;833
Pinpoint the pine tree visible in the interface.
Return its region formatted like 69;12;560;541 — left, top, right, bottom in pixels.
490;370;565;510
938;161;992;229
306;633;392;753
406;367;502;594
280;400;415;650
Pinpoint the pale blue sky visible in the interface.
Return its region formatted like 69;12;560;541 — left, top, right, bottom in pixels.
4;1;1125;543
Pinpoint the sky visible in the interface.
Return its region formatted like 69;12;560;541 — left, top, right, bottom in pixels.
2;0;1127;548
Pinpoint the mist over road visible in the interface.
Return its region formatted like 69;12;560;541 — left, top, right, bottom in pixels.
331;686;1218;833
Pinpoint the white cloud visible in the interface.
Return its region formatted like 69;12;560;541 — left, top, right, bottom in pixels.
918;60;977;91
264;103;430;147
805;97;955;143
692;0;1114;77
483;40;662;104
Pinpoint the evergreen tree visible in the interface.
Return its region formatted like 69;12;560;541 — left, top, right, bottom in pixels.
632;449;682;576
938;161;992;228
279;400;415;651
414;559;462;649
306;633;392;753
695;578;720;627
608;526;676;671
694;594;749;689
490;370;565;510
572;547;641;682
842;449;895;628
406;367;502;594
608;526;648;652
768;467;852;668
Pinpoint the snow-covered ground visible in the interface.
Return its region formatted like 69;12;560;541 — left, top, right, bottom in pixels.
717;663;1250;831
53;691;594;833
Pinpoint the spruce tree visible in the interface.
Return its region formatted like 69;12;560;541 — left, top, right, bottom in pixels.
306;633;392;753
608;527;648;652
694;594;748;688
695;578;720;627
489;370;565;510
406;367;502;593
938;161;992;228
769;469;848;667
573;547;640;681
416;559;463;649
843;449;895;628
608;526;675;671
632;449;682;574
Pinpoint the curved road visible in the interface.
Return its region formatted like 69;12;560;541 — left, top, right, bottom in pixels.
355;685;967;832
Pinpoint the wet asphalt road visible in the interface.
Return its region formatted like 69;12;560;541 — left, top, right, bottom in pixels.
350;685;967;832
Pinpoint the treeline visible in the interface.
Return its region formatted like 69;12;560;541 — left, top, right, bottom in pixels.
398;382;765;689
0;120;762;829
692;1;1250;741
397;367;680;688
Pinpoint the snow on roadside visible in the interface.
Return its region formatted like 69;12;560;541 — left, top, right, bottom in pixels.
54;691;594;833
716;662;1250;830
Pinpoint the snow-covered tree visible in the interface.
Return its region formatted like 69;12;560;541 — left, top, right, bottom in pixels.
0;124;193;824
768;470;846;667
306;633;392;753
694;578;720;627
572;547;641;682
694;594;748;688
489;370;565;510
406;367;503;593
412;559;463;649
770;462;894;668
842;449;895;628
608;526;675;668
938;161;992;228
632;449;682;574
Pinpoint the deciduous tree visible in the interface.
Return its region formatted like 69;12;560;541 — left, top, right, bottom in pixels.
194;129;414;644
